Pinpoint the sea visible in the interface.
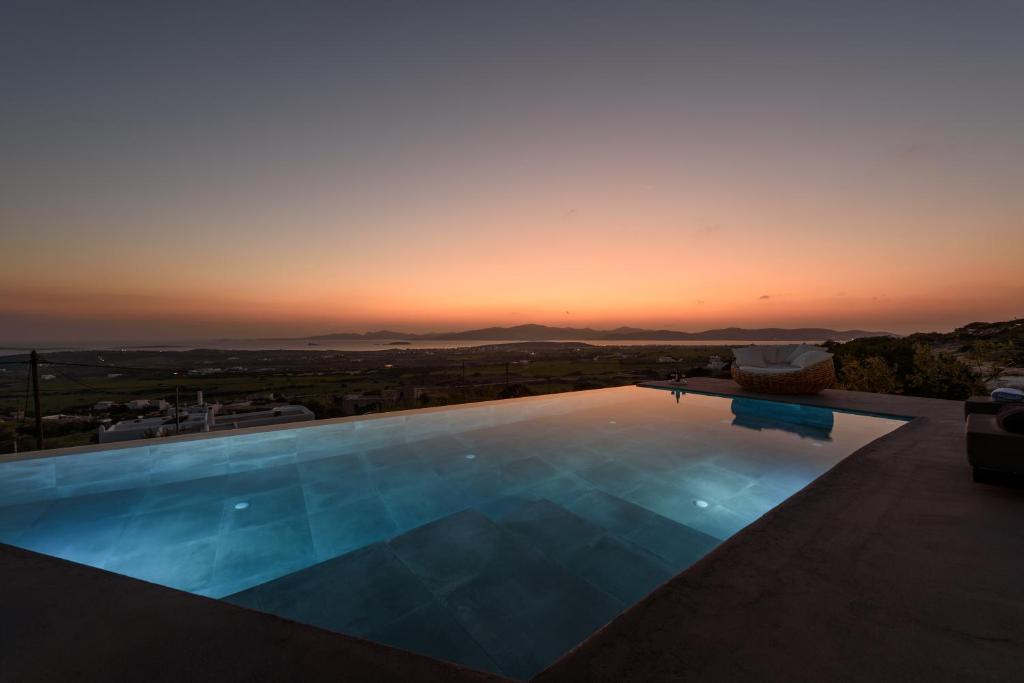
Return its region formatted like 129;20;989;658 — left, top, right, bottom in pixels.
0;338;823;356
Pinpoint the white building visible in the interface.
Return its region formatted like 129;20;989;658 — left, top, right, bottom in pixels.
125;399;169;411
98;416;173;443
99;391;313;444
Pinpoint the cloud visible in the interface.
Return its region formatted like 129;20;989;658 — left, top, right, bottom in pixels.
758;294;771;300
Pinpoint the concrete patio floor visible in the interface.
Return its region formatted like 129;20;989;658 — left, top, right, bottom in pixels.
536;379;1024;681
2;379;1021;681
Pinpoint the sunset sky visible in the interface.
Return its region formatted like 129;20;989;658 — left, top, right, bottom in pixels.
2;1;1022;342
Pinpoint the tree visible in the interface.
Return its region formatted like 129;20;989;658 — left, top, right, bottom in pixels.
904;344;982;400
838;356;899;394
0;420;18;454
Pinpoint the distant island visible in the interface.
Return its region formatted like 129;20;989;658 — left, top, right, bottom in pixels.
301;324;893;342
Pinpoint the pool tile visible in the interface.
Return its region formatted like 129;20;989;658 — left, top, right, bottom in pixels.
518;474;594;507
563;489;655;537
227;452;297;474
624;479;712;524
575;459;650;496
297;453;365;481
221;484;307;532
295;426;360;462
442;467;516;505
224;432;297;463
147;462;230;486
103;537;217;593
365;600;499;674
541;444;609;473
307;496;397;561
362;445;425;470
114;499;225;555
686;504;751;540
444;545;624;679
46;487;144;519
669;463;755;501
558;534;673;604
627;514;720;569
722;481;791;519
711;451;791;479
225;543;434;636
53;449;152;487
149;440;230;472
0;500;51;541
411;435;481;474
381;478;468;531
211;516;316;595
0;458;55;494
494;498;604;560
224;462;300;495
368;462;442;496
300;467;373;513
17;506;129;566
498;456;560;487
389;509;528;595
138;473;231;512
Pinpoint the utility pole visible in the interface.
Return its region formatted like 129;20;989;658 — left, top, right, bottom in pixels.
30;350;43;450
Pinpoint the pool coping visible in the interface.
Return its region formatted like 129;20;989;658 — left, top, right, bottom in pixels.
3;380;1021;681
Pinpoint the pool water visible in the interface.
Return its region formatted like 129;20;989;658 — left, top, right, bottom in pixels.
0;387;905;678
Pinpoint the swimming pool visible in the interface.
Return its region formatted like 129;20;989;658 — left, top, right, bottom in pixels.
0;386;905;678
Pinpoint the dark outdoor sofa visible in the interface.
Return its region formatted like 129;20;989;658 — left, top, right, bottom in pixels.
965;398;1024;482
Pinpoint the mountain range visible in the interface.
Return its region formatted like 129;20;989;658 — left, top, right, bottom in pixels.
304;324;893;342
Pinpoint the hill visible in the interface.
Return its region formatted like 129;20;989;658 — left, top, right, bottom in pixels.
306;324;892;342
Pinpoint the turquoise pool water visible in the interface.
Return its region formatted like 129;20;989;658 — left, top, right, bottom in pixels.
0;387;905;678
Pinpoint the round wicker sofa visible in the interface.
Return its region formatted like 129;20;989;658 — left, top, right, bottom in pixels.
730;344;837;395
731;358;836;394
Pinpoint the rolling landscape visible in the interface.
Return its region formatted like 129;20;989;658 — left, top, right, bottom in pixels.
3;318;1020;453
301;324;893;342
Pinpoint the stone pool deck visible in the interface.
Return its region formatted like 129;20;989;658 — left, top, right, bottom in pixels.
2;380;1022;681
537;379;1024;681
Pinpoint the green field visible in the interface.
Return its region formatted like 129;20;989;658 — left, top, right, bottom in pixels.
0;343;730;453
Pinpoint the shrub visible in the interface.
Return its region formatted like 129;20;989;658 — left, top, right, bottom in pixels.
497;384;534;399
829;338;982;400
838;356;899;394
904;344;983;400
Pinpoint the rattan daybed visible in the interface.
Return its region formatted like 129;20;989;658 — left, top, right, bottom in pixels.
730;344;836;395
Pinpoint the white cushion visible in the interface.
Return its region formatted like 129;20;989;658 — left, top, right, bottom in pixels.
733;346;767;367
791;349;833;368
785;343;818;363
762;345;794;364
